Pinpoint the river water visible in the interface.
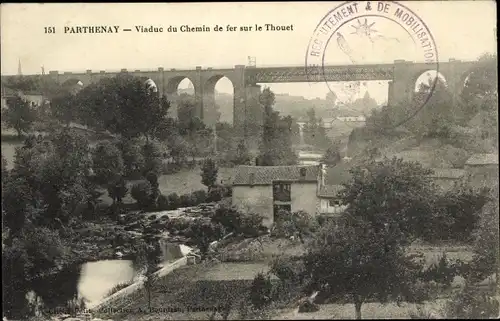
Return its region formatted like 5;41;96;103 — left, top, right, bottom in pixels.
78;260;137;306
28;259;137;314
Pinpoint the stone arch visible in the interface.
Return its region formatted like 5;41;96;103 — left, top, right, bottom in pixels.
203;75;234;127
413;70;448;93
143;78;158;93
165;76;198;119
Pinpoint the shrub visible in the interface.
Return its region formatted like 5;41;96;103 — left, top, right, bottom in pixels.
157;194;169;211
270;255;305;285
250;272;273;309
207;185;225;202
272;210;318;242
192;189;207;204
106;281;133;297
445;284;499;318
212;206;241;232
212;206;264;237
184;219;225;256
179;194;193;208
131;180;152;210
166;193;180;210
238;213;265;237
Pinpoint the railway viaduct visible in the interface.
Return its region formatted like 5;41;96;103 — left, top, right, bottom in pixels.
2;59;476;133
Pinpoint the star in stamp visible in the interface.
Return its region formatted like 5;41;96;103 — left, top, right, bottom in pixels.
305;1;439;129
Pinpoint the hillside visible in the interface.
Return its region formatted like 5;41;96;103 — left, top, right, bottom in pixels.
346;109;498;169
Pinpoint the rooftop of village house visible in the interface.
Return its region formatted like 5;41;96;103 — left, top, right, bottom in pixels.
232;165;320;185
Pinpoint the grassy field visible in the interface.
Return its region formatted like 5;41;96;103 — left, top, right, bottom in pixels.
92;257;469;320
271;300;450;319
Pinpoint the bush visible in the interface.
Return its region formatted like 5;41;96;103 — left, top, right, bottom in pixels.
238;213;265;237
207;185;225;202
184;219;225;255
212;206;264;237
270;256;305;285
272;210;319;241
166;193;180;210
106;281;133;297
192;189;207;204
131;180;152;210
250;272;273;309
445;284;499;318
157;194;169;211
179;194;193;208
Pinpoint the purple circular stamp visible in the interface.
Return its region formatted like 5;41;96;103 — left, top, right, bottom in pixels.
305;1;439;129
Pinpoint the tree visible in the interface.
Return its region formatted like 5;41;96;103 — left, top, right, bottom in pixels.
50;91;78;126
131;180;152;210
186;218;225;256
303;108;331;149
302;157;440;319
91;140;125;186
469;183;499;282
107;176;128;214
75;75;170;139
133;240;160;312
6;128;93;229
257;88;297;166
201;158;218;192
405;77;454;139
304;217;427;319
339;157;438;243
2;94;37;137
232;140;251;165
142;140;163;176
322;142;342;166
169;134;190;166
145;171;160;209
1;153;8;184
460;54;498;140
117;138;145;178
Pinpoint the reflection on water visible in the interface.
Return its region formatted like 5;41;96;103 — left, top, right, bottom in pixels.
31;260;137;313
78;260;136;307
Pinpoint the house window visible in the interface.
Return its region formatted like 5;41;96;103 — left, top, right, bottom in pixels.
273;182;291;202
329;199;341;207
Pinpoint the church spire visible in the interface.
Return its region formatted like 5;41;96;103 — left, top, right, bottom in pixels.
17;58;22;75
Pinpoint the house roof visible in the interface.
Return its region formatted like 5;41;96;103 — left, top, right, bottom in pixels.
323;163;353;185
318;184;344;198
465;153;499;166
233;165;319;185
428;168;467;179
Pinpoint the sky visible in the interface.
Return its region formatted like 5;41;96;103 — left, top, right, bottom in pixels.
1;1;497;103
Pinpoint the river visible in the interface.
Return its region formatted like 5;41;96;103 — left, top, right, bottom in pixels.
28;259;138;315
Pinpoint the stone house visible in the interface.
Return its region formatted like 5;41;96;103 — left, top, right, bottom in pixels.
231;164;351;227
232;154;499;228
